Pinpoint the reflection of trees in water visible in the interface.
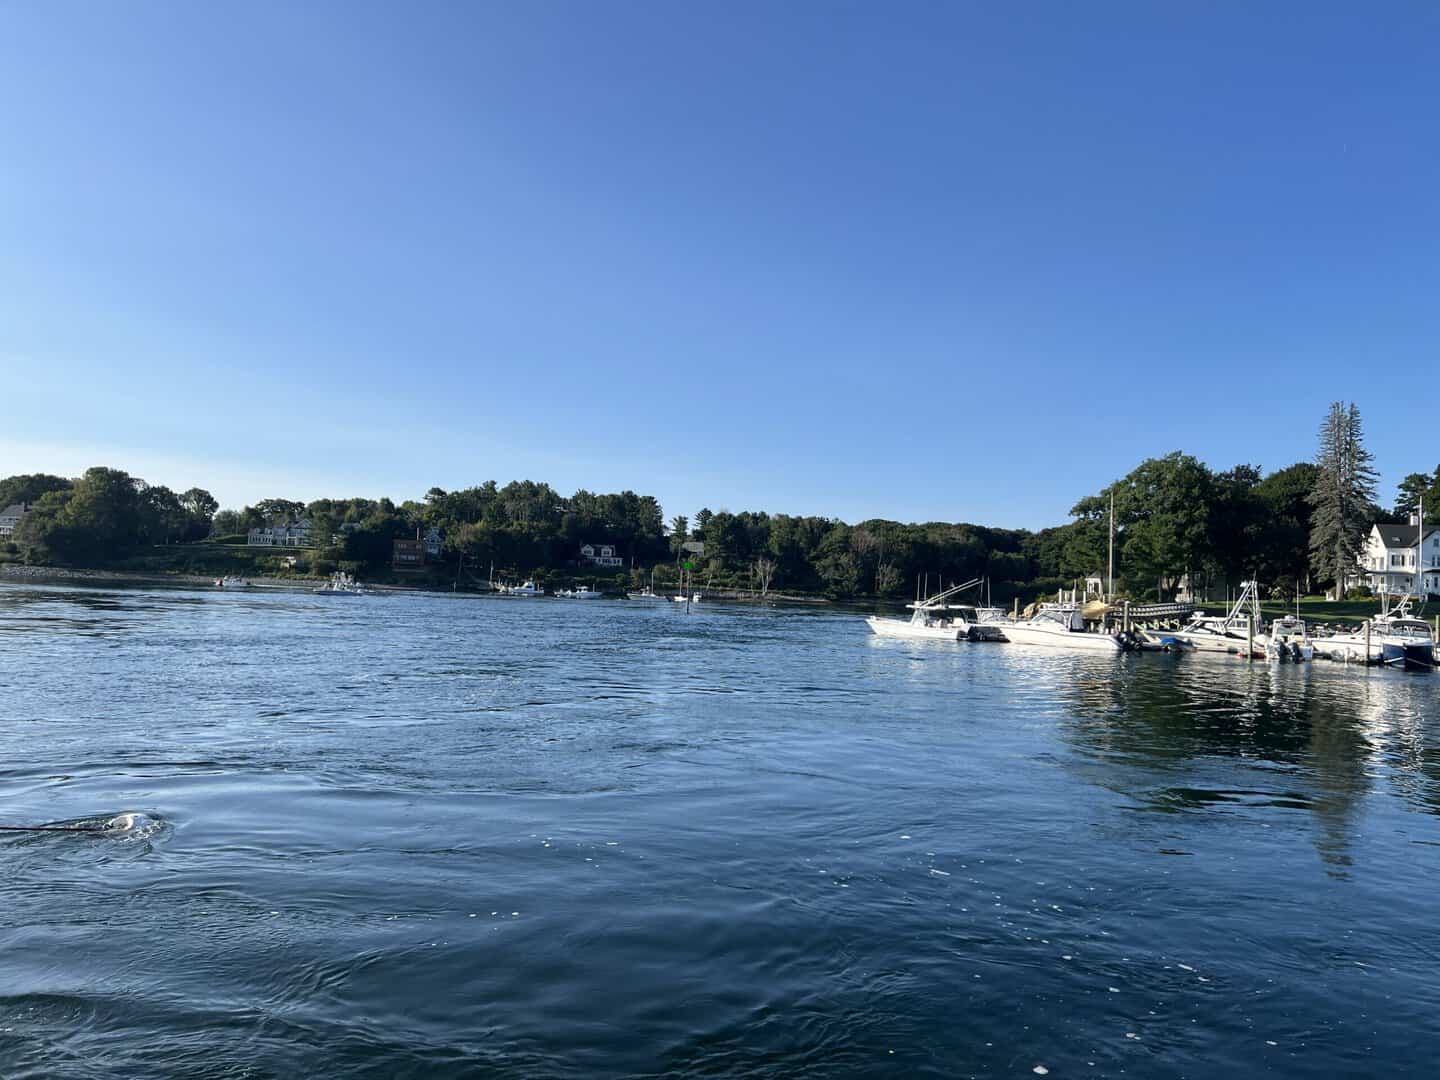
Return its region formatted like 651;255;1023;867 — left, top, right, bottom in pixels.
1048;657;1420;876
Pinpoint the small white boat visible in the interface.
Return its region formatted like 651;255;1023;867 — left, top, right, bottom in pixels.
315;571;365;595
215;576;252;589
500;580;544;596
560;585;602;599
672;592;702;603
1144;581;1264;657
628;570;667;601
999;605;1125;651
866;579;1007;642
1265;614;1315;661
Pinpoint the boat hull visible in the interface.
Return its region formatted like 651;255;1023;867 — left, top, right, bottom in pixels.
1000;623;1124;651
1382;641;1435;670
865;616;958;642
1143;629;1262;657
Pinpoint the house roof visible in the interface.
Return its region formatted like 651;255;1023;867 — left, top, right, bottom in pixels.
0;503;25;518
1374;523;1440;548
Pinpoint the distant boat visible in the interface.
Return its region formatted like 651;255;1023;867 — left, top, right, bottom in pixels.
214;576;252;589
559;585;603;599
628;569;666;601
315;571;365;595
500;580;544;597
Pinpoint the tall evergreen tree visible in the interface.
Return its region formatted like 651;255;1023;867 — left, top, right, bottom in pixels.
1308;402;1378;591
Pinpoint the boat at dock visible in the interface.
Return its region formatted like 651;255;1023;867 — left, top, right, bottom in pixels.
867;580;1009;642
1315;595;1435;669
214;576;252;589
1143;581;1265;658
1265;614;1315;662
998;604;1127;651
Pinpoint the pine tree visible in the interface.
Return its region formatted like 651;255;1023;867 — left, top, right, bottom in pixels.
1308;401;1378;592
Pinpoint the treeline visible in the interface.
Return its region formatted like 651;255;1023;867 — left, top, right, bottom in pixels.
4;403;1435;600
1;469;218;565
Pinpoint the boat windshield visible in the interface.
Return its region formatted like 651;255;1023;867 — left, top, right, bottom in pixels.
1387;620;1433;639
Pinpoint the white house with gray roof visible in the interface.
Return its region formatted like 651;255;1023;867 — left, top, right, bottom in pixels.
1360;519;1440;597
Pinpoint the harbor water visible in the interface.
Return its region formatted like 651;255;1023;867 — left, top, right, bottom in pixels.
1;582;1437;1078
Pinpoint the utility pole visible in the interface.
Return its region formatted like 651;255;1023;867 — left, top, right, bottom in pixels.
1107;491;1116;602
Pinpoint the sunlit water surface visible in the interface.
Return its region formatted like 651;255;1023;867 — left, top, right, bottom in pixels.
1;583;1438;1078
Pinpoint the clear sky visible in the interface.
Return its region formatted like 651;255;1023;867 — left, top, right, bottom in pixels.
2;2;1435;527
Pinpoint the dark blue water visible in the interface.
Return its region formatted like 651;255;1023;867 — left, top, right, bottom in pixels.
1;582;1438;1078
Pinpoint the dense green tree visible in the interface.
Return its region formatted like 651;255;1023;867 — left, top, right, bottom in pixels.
0;473;73;509
212;508;243;536
1395;468;1440;522
254;498;306;524
1251;463;1319;591
1309;402;1378;590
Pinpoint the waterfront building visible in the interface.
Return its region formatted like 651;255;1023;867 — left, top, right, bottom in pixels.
247;519;313;547
579;543;624;567
392;537;426;570
0;502;27;538
424;527;444;557
1360;518;1440;597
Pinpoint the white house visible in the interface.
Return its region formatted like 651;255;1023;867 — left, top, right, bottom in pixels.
424;527;444;557
0;502;27;538
247;519;313;548
579;543;624;567
1361;519;1440;598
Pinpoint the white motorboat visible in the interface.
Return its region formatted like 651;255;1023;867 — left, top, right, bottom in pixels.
560;585;602;599
866;579;1007;642
999;604;1126;651
672;591;702;603
214;576;252;589
315;571;365;595
500;580;544;596
1265;614;1315;662
1145;580;1264;657
1317;595;1435;669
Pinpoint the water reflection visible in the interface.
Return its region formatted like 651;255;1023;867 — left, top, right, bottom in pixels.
1039;653;1440;875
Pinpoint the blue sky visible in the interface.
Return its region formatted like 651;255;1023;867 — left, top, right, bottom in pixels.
2;2;1435;527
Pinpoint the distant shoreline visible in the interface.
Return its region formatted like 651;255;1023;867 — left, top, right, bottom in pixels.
0;564;833;605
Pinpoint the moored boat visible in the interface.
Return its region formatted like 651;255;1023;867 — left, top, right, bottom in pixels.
1317;595;1434;669
1144;580;1264;658
999;604;1126;651
315;571;365;595
500;580;544;596
867;580;1008;642
1265;614;1315;662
